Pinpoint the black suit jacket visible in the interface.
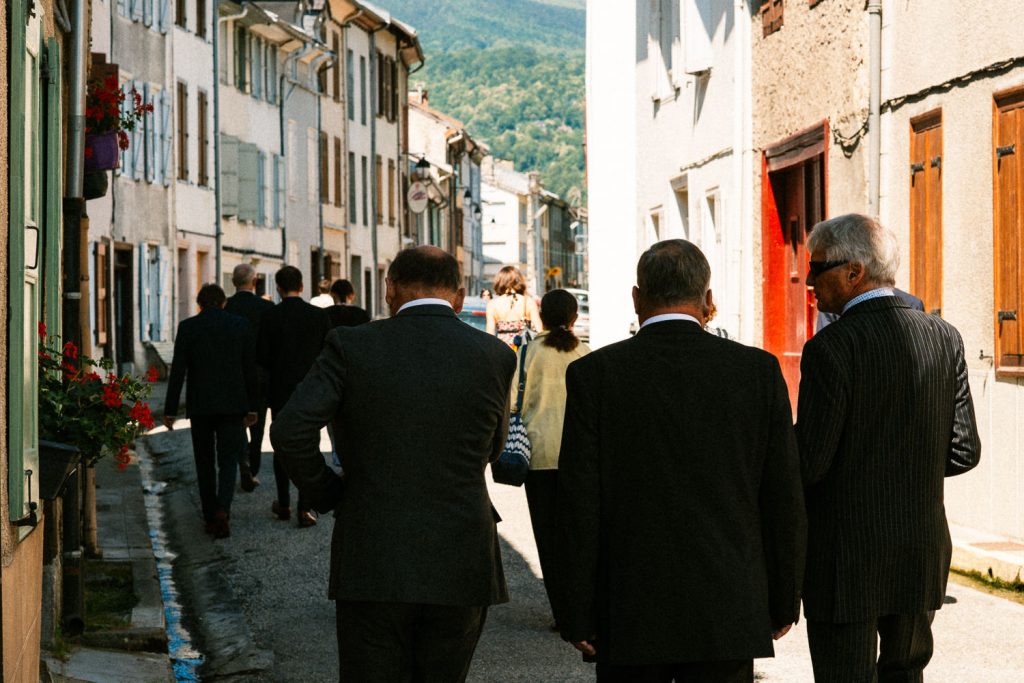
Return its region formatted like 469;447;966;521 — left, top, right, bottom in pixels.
556;320;806;665
225;290;275;402
326;303;371;329
269;304;517;606
796;296;981;623
164;308;257;418
816;287;924;331
256;296;331;412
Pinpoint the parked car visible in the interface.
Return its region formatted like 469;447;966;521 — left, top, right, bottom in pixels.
563;288;590;341
458;296;488;332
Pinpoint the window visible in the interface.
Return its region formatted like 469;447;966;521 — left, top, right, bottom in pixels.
376;155;383;223
267;45;278;102
238;143;260;222
994;89;1024;374
257;151;267;225
94;243;110;346
144;84;156;183
235;26;249;92
334;138;343;209
177;81;188;181
332;34;341;103
348;152;357;223
250;36;263;100
273;153;285;227
909;110;942;317
287;119;297;200
307;128;318;203
175;0;186;28
346;49;355;120
361;155;368;225
762;0;783;37
388;159;395;226
519;198;528;225
197;90;209;186
360;55;367;124
195;0;206;37
320;132;329;205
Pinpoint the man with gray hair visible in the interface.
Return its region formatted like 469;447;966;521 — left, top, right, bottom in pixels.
797;213;981;681
556;239;806;682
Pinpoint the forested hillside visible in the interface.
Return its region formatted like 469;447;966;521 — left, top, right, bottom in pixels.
379;0;586;199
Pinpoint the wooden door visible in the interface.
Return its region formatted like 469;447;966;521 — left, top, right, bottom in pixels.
994;92;1024;374
910;112;943;316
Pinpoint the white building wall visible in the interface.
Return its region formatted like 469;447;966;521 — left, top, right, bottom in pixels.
879;0;1024;541
481;180;524;281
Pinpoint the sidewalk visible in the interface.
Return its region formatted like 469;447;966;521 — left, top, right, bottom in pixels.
950;523;1024;584
41;451;174;682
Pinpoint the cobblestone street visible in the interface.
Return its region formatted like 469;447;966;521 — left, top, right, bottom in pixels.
147;422;1024;682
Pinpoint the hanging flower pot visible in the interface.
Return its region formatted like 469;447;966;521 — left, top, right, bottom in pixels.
84;131;121;172
84;170;109;200
39;440;81;500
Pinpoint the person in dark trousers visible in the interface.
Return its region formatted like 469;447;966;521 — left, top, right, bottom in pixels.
164;284;257;540
270;246;516;682
797;214;981;682
555;240;807;683
257;265;331;528
326;278;371;329
225;263;274;492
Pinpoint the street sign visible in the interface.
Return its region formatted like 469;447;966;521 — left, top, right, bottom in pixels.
407;181;428;214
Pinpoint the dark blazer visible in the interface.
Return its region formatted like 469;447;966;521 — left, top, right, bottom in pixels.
796;296;981;623
269;304;517;606
165;308;257;418
556;320;807;665
326;303;371;329
225;290;275;400
816;287;923;331
256;296;331;412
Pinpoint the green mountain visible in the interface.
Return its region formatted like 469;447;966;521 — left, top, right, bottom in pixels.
378;0;586;199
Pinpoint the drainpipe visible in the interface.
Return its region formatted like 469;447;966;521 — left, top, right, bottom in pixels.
369;28;382;316
867;1;882;216
215;3;251;279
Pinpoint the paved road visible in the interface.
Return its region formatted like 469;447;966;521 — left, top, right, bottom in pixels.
149;422;1024;682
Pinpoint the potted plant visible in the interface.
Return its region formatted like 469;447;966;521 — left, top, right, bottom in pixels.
37;323;158;498
84;73;151;174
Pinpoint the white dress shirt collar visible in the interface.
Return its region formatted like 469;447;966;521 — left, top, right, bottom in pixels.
842;287;895;314
397;298;454;314
640;313;701;329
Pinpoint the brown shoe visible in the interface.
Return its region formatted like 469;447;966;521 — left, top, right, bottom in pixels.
297;509;318;528
213;511;231;539
271;500;291;521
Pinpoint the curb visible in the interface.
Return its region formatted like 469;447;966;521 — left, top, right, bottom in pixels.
950;523;1024;584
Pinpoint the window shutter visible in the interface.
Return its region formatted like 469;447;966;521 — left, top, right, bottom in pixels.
276;155;287;227
273;154;281;227
119;82;130;176
144;84;156;183
161;90;172;186
143;0;154;27
390;58;398;122
257;151;267;225
132;81;144;180
221;134;239;216
89;243;98;345
117;0;128;17
158;0;170;33
158;245;171;340
252;39;262;100
130;0;142;22
95;242;109;346
139;246;151;341
238;142;260;222
994;102;1022;370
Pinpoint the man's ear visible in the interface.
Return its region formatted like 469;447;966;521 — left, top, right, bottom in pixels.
632;286;642;316
452;287;466;314
704;288;714;315
384;278;396;306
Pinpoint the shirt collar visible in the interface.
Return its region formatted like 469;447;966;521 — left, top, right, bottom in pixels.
842;287;895;314
397;298;454;314
640;313;701;329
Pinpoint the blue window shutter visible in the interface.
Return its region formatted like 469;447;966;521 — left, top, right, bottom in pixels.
132;81;144;181
157;246;170;340
118;82;130;176
252;40;262;100
130;0;142;22
117;0;128;17
143;0;153;27
144;84;155;183
220;134;239;216
276;155;286;227
237;143;260;222
161;90;172;187
138;246;150;341
158;0;169;34
257;152;267;226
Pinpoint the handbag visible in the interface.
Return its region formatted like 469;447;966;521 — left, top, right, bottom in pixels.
492;334;532;486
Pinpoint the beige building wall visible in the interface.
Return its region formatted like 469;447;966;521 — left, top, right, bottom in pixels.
879;0;1024;540
751;0;872;339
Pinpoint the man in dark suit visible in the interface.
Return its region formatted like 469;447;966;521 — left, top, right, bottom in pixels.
326;278;371;329
257;265;331;528
225;263;274;491
164;284;257;539
270;246;515;681
797;213;981;682
556;240;807;683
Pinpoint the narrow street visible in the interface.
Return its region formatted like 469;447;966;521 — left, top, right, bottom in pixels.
145;422;1024;682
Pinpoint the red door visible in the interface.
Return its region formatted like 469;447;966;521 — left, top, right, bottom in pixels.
762;156;824;411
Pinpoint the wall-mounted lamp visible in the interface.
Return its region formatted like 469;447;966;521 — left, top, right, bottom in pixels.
415;157;431;181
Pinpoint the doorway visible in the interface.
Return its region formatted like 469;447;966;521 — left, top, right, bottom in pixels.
113;246;135;373
761;124;827;409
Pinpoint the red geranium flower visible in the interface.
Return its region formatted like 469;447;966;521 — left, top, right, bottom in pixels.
146;366;159;383
38;321;47;339
102;383;123;408
63;341;79;359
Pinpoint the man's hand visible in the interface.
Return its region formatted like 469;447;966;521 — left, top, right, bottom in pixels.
243;412;257;428
163;415;176;430
571;640;596;657
772;623;793;640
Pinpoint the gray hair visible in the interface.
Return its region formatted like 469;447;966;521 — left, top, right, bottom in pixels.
232;263;257;288
806;214;899;286
636;239;711;307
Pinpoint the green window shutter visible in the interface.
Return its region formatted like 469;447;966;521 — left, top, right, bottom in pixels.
139;245;151;341
257;151;267;225
157;246;171;340
237;143;260;222
160;90;172;187
221;134;239;216
143;0;153;27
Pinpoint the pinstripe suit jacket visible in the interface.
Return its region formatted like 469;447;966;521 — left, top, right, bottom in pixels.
796;296;980;623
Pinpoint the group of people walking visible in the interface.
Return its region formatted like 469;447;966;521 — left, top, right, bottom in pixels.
166;212;980;683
